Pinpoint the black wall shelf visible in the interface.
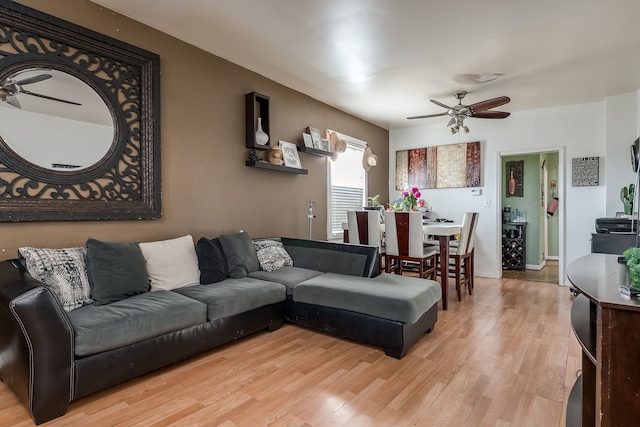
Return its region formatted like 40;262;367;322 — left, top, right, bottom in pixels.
298;146;333;157
245;160;308;175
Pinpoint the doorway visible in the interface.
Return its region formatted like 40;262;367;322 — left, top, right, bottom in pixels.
497;147;565;285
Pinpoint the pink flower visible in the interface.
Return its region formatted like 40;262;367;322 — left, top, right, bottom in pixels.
401;191;408;197
415;191;421;198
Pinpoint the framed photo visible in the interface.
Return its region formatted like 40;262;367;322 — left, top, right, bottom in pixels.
302;133;314;148
279;140;302;168
307;126;322;149
321;138;330;152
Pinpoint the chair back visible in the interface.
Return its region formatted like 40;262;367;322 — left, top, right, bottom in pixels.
457;212;479;255
347;210;382;251
384;211;424;258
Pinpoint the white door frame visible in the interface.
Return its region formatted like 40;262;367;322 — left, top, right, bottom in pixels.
495;146;566;285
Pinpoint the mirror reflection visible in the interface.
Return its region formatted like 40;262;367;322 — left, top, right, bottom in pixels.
0;68;113;171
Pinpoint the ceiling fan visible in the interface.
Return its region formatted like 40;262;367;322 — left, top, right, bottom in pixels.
407;91;510;134
0;73;82;109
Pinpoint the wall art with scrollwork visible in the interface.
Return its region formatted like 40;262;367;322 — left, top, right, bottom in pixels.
0;1;160;221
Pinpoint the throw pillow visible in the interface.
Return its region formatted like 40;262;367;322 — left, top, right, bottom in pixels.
138;235;200;291
18;246;92;312
219;231;260;279
195;237;229;284
85;238;149;305
253;240;293;272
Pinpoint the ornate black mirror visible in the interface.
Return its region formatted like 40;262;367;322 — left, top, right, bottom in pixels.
0;1;160;221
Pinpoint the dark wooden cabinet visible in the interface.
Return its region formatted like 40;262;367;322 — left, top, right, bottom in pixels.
567;254;640;427
590;233;636;255
502;221;526;270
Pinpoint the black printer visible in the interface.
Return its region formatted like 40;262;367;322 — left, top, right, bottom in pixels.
595;217;637;233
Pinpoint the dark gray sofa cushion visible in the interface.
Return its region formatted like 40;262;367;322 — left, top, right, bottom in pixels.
68;290;207;357
292;272;441;324
249;266;322;296
172;277;285;320
219;231;260;278
195;237;229;284
85;238;149;305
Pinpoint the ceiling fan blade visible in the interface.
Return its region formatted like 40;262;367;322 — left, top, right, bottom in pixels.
5;95;21;109
447;117;456;126
471;111;511;119
430;99;452;110
468;96;510;113
15;74;52;86
20;90;82;106
406;112;448;120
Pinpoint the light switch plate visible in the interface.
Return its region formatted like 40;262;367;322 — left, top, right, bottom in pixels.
483;199;491;207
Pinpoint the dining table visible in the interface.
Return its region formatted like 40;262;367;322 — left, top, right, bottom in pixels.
376;221;462;310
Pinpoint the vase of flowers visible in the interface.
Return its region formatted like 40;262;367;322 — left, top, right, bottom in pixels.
400;187;421;211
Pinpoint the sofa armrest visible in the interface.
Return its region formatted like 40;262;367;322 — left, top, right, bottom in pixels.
0;259;73;424
280;238;378;277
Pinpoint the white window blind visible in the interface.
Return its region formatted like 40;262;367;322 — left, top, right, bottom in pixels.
327;137;366;239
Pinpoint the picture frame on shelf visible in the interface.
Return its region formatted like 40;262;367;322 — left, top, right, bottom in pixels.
321;138;330;152
279;140;302;168
307;126;322;149
302;133;314;148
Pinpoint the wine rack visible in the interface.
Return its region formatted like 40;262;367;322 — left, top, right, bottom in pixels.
502;222;526;271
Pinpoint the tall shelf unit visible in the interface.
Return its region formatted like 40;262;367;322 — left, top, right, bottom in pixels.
244;91;308;174
566;254;640;426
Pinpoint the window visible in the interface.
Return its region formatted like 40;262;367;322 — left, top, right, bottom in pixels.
327;131;367;240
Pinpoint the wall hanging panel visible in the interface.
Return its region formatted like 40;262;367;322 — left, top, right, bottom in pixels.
395;141;480;190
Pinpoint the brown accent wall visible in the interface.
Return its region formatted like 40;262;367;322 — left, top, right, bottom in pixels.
0;0;389;258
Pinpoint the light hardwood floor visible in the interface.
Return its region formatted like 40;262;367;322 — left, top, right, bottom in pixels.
0;276;581;426
502;260;560;284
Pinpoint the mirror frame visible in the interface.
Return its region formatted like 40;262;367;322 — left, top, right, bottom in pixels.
0;1;161;221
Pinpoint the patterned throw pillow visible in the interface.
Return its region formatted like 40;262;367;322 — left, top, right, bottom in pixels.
18;246;93;312
253;240;293;272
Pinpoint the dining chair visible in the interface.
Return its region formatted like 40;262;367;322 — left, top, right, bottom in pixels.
347;210;385;271
439;212;479;300
384;211;437;280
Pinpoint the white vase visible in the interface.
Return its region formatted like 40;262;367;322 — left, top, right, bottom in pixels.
255;117;269;146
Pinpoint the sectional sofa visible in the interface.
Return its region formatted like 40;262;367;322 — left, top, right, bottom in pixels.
0;233;441;425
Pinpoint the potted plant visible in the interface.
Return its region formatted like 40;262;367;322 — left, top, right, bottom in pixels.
623;247;640;292
620;183;635;215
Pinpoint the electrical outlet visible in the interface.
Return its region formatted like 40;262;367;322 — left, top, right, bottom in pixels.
483;199;491;207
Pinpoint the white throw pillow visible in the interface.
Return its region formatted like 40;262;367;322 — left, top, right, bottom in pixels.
138;235;200;291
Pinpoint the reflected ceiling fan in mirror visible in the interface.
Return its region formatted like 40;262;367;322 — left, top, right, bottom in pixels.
407;91;510;134
0;73;81;109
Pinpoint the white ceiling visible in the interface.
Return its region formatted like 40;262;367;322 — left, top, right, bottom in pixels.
90;0;640;130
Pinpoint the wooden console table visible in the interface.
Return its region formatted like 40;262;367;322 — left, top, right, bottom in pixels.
566;254;640;426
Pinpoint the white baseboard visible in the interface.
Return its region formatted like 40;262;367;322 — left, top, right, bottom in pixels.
525;261;546;271
546;255;559;261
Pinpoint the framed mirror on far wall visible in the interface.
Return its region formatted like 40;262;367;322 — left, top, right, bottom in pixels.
0;1;161;222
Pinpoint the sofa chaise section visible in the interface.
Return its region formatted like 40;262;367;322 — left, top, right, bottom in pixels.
289;273;441;359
